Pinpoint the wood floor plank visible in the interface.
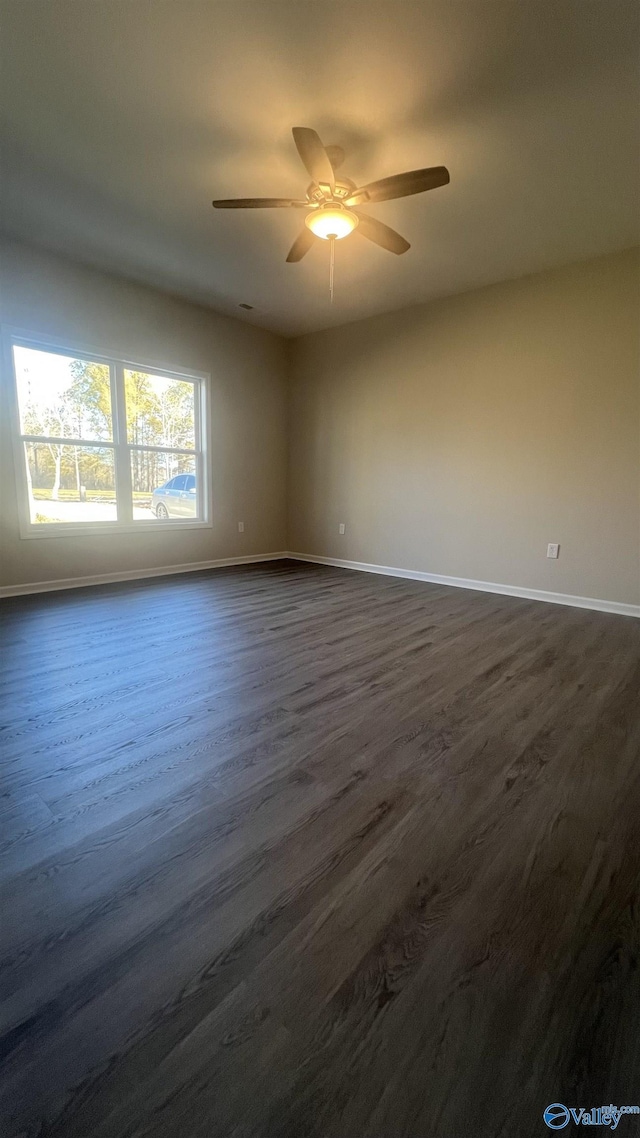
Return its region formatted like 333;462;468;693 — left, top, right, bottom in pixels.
0;559;638;1137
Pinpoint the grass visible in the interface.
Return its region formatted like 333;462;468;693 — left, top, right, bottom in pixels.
32;489;151;504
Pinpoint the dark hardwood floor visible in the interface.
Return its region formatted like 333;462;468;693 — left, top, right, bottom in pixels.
1;559;639;1137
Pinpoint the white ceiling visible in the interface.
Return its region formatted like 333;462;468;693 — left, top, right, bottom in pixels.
1;0;638;337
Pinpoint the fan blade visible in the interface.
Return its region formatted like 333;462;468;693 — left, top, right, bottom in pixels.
286;227;316;263
292;127;335;192
346;166;449;206
354;211;410;255
213;197;308;208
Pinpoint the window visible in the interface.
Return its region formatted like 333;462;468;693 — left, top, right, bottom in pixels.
9;338;209;534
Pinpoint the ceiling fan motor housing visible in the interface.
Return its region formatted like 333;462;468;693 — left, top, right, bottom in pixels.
306;178;356;204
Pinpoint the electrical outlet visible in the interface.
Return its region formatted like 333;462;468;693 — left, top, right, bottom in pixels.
238;521;244;533
339;523;346;535
547;543;560;559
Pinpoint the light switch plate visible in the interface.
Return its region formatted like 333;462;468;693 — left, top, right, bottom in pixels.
547;543;560;559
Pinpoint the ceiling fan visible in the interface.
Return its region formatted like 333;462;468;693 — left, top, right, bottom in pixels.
212;127;449;263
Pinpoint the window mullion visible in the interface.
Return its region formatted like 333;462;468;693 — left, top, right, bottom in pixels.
20;434;113;449
126;443;196;456
112;362;132;523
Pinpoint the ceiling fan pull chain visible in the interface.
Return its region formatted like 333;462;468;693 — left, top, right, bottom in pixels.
329;235;335;303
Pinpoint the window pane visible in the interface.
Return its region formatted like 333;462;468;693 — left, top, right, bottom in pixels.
14;346;112;441
130;451;198;521
124;370;196;449
25;443;116;524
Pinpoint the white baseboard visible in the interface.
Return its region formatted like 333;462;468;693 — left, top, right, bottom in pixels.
2;551;638;618
0;552;289;599
285;552;640;619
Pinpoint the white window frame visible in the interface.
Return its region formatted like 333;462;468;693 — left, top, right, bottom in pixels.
4;328;212;539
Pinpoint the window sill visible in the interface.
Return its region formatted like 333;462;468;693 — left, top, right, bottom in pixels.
19;520;214;540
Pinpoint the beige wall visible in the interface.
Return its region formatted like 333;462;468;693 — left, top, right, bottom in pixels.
288;249;640;605
0;239;288;587
2;242;638;605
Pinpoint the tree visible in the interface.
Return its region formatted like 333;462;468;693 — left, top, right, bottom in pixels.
21;361;196;505
23;360;115;500
67;360;112;440
124;371;162;492
66;361;111;497
158;381;195;450
22;398;72;500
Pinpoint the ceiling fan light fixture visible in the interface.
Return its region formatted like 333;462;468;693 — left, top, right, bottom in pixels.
305;206;358;240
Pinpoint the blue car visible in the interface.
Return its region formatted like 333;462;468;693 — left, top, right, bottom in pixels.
151;474;197;518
